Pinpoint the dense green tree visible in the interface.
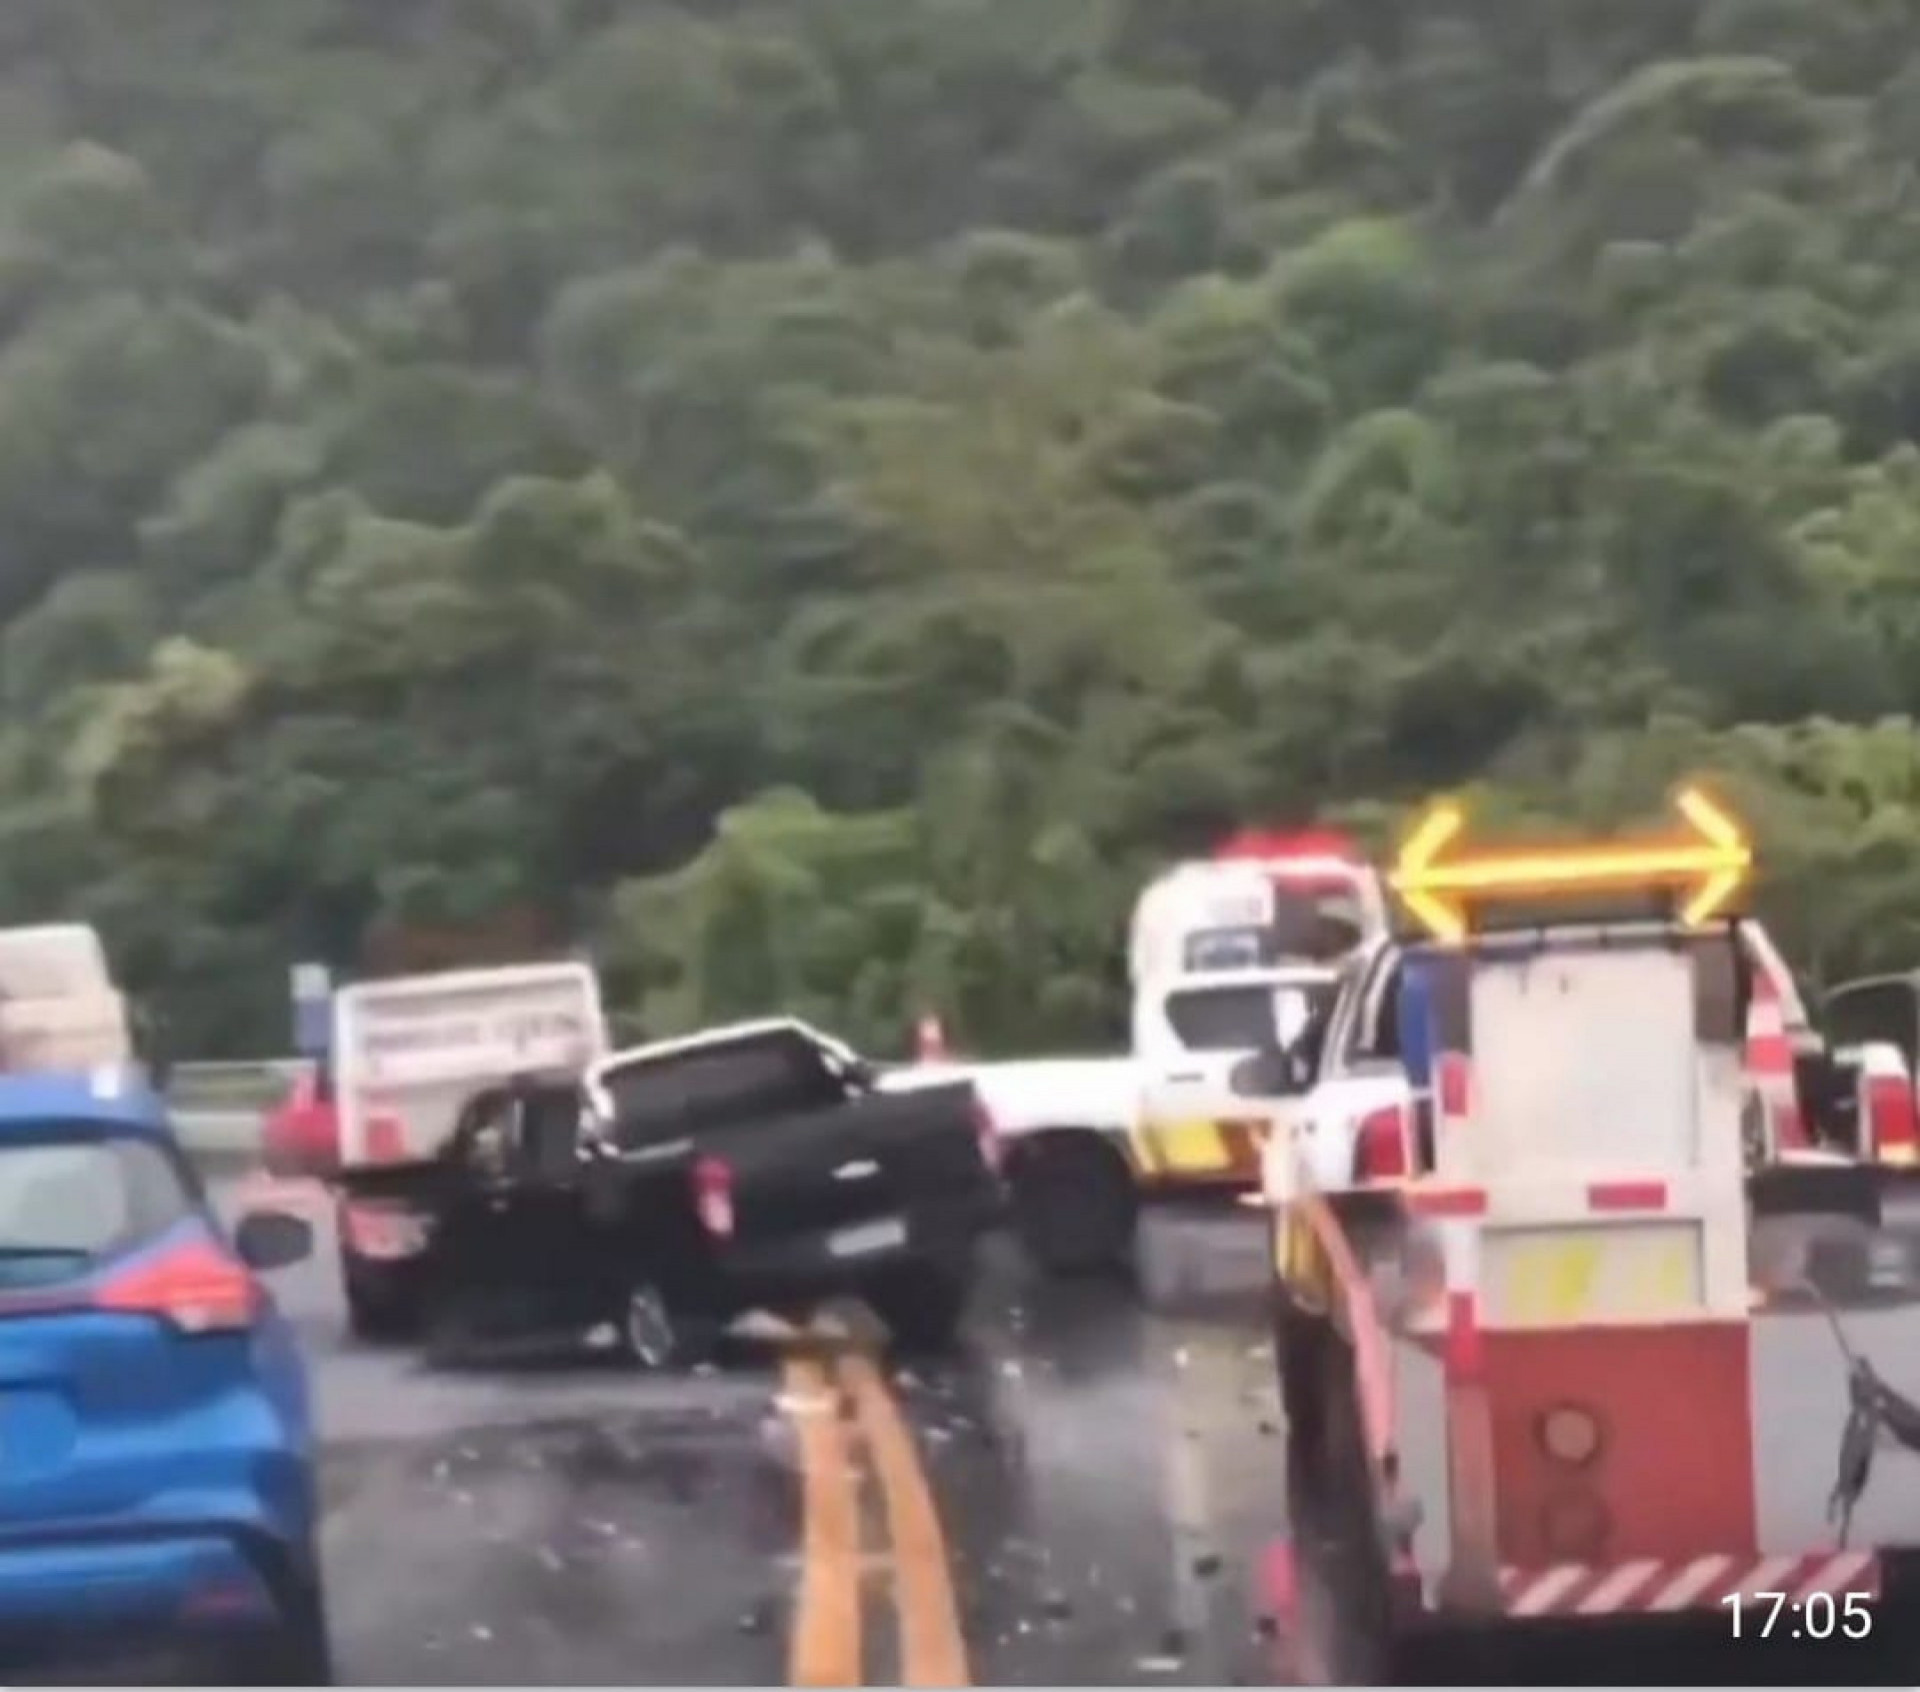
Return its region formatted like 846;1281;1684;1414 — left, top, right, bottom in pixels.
3;0;1920;1055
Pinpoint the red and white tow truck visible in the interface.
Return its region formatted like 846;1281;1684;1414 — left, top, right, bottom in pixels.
1262;788;1920;1679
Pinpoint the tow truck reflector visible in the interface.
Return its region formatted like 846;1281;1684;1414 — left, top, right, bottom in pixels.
1389;783;1753;942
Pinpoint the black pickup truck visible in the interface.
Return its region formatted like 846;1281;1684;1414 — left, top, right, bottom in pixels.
333;1017;1004;1365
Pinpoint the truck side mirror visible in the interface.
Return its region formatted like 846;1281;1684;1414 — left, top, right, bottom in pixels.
234;1209;312;1272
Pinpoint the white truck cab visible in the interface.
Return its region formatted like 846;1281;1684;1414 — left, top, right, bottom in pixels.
902;836;1391;1277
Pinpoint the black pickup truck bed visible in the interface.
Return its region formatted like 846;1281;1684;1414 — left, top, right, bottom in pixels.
337;1022;1002;1363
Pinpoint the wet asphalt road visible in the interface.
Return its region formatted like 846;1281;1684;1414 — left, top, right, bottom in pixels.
211;1177;1920;1687
219;1177;1297;1686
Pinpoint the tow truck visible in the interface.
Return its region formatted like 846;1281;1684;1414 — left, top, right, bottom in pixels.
1258;787;1920;1680
902;833;1386;1275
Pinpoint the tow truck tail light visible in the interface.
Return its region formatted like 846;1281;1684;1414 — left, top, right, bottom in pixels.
1355;1102;1410;1181
970;1094;1002;1176
1863;1059;1920;1166
692;1156;735;1240
93;1238;257;1334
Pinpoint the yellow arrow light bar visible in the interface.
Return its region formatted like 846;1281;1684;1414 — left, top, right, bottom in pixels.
1389;783;1753;942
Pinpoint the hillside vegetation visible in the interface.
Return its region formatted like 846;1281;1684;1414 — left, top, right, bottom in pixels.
3;0;1920;1054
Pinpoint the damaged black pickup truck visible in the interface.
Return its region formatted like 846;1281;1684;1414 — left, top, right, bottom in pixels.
332;1017;1005;1365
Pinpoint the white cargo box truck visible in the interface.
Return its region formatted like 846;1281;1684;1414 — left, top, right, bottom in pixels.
329;960;609;1338
0;923;133;1072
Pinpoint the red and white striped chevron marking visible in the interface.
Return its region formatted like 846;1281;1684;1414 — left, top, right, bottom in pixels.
1745;974;1807;1150
1499;1551;1879;1617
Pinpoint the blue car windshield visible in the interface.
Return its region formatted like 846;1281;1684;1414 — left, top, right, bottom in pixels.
0;1131;193;1290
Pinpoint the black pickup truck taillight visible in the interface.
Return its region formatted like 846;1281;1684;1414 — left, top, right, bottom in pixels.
691;1155;735;1239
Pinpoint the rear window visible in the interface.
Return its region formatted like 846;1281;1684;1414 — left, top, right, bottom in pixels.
1825;982;1919;1067
0;1133;193;1289
598;1035;842;1146
1180;887;1367;973
1163;982;1337;1052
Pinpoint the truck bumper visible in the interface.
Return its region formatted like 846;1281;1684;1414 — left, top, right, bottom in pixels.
1276;1177;1920;1638
717;1195;1001;1302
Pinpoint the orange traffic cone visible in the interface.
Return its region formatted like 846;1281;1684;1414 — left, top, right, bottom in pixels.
915;1014;949;1064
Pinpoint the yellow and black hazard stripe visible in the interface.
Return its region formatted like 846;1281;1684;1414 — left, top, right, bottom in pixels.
1129;1115;1268;1190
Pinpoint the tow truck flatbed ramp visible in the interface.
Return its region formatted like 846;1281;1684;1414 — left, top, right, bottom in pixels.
1265;790;1920;1678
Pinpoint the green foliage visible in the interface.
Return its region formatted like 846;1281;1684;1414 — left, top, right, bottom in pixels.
2;0;1920;1056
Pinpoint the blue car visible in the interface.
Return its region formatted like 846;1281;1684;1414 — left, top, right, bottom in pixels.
0;1068;330;1683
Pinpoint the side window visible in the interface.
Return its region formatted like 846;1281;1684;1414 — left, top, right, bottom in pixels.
518;1084;584;1179
682;1032;840;1124
452;1087;520;1174
1826;983;1919;1068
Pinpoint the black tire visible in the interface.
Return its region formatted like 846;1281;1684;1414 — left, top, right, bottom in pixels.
420;1284;483;1368
343;1262;421;1344
866;1260;971;1354
1007;1132;1138;1276
617;1280;724;1371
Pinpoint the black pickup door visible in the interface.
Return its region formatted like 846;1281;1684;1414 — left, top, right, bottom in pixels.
590;1024;1002;1295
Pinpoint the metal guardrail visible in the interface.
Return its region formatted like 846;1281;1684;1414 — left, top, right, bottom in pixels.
165;1058;303;1162
167;1057;305;1110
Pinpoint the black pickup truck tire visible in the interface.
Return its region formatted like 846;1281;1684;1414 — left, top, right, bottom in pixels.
342;1257;422;1344
1006;1131;1138;1276
618;1282;723;1371
866;1260;971;1354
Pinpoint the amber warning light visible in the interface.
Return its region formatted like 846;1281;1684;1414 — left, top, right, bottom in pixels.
1389;783;1753;943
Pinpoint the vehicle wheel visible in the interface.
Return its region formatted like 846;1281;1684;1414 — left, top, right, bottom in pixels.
421;1287;482;1368
620;1282;720;1370
218;1581;335;1686
1008;1132;1137;1276
344;1267;420;1344
867;1261;970;1354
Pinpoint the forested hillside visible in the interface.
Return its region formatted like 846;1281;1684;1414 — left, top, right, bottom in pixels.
4;0;1920;1055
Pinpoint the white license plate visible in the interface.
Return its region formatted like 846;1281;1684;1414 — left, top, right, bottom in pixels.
829;1217;907;1258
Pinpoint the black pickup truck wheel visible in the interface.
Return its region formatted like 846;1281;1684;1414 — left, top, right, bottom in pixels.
1007;1132;1138;1276
616;1281;725;1371
866;1261;971;1354
342;1256;422;1344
